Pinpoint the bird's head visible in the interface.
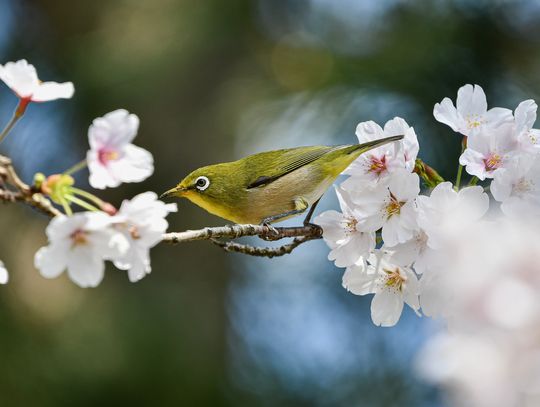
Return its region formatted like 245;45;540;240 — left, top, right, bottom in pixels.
160;163;233;206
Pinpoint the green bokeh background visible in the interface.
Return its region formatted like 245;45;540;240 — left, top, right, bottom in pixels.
1;1;539;405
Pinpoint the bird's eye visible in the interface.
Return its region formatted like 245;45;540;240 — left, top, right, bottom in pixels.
195;176;210;191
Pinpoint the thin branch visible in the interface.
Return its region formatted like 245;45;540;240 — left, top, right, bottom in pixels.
163;223;323;258
0;154;62;217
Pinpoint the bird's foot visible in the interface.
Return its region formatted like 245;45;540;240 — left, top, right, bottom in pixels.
259;221;280;241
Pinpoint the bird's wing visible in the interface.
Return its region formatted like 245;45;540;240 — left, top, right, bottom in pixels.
245;146;341;189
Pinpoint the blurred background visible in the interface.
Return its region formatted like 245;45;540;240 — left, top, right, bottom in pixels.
0;0;539;405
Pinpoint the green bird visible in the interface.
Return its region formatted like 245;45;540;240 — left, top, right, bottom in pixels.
161;135;403;225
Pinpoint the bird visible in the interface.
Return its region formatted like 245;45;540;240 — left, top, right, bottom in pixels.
161;135;403;225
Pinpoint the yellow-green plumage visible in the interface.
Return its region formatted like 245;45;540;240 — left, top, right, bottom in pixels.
161;135;403;224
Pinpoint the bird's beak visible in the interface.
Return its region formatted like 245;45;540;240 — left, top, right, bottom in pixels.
160;186;186;199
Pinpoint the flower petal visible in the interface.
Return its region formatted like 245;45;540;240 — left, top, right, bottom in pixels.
31;81;74;102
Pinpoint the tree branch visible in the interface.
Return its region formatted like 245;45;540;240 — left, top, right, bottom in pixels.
0;154;61;217
163;223;323;258
1;153;323;258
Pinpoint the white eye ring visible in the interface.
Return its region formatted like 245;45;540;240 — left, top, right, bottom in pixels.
195;176;210;191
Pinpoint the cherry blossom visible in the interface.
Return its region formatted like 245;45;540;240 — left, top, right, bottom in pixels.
491;154;540;217
87;109;154;189
433;84;512;137
343;250;420;327
0;261;8;284
345;170;419;247
34;212;128;288
112;192;177;282
0;59;74;103
314;186;375;268
344;117;418;181
459;124;521;180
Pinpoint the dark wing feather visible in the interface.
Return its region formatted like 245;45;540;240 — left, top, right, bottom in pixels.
245;146;341;189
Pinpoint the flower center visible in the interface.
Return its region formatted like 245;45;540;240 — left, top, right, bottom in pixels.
129;225;141;240
368;155;387;175
483;153;502;172
385;192;404;219
98;149;120;165
466;115;484;129
383;267;406;292
70;229;88;246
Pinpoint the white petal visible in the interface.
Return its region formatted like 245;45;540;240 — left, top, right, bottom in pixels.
66;248;105;288
31;81;74;102
371;290;404;327
107;144;154;183
34;244;68;279
0;59;39;98
459;149;488;180
342;262;376;295
515;100;537;133
433;97;461;132
355;120;385;143
483;107;514;129
88;109;140;150
456;84;487;117
0;261;8;284
87;150;120;189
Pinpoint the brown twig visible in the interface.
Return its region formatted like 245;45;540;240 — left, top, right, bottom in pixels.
0;154;61;217
163;223;323;258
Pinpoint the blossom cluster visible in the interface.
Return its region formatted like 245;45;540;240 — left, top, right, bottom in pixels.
315;84;540;326
0;60;174;286
314;84;540;405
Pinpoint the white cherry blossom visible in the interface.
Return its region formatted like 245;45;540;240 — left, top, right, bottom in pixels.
0;261;8;284
0;59;74;102
491;154;540;217
34;212;127;288
459;124;520;180
87;109;154;189
416;182;489;250
434;84;512;137
112;192;177;282
343;250;420;327
314;186;375;268
344;117;418;181
345;170;419;247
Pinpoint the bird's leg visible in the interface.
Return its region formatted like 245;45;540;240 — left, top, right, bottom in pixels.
259;198;308;240
303;197;321;226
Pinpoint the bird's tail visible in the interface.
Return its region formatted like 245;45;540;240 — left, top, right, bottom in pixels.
324;135;404;178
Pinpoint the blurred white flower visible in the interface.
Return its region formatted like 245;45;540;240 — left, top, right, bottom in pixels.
514;99;540;152
87;109;154;189
416;220;540;407
0;59;74;102
491;154;540;217
345;170;419;247
417;182;489;250
343;250;420;327
344;117;418;180
314;186;375;268
433;84;513;137
34;212;127;288
459;124;520;180
112;192;177;282
0;261;8;284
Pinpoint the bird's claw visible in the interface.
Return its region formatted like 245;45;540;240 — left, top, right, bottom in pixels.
260;222;280;241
